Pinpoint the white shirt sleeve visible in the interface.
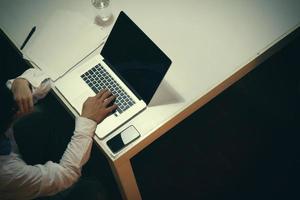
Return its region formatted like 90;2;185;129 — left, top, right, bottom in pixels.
0;117;97;200
37;117;97;197
6;68;53;103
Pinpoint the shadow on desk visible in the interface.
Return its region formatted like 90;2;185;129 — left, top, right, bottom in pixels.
149;80;185;107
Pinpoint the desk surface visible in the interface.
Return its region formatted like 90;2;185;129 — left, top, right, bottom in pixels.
2;1;300;199
1;0;300;161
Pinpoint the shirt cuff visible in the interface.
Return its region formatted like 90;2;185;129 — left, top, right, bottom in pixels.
74;117;97;137
6;68;50;89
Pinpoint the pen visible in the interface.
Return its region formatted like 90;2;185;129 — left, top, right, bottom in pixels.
20;26;36;50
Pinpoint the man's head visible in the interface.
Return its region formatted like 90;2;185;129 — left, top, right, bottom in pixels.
0;85;17;136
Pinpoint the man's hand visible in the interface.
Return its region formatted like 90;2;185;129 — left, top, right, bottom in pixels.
11;78;34;115
81;89;117;124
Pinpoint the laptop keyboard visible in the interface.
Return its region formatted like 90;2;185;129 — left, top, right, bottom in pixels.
80;64;135;114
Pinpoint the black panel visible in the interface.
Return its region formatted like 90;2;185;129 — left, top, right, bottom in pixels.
101;11;172;104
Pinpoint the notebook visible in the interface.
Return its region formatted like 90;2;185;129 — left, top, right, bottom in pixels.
55;11;172;139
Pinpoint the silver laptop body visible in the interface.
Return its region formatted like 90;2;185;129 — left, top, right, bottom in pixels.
55;11;171;139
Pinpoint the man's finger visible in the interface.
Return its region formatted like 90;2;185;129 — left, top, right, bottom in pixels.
100;90;112;102
103;95;116;107
16;99;24;114
22;98;29;113
96;89;108;98
106;104;118;113
28;97;34;112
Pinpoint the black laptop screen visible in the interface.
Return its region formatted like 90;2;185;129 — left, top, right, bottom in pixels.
101;11;172;104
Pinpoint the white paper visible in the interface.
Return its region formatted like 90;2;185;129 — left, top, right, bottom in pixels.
23;10;107;81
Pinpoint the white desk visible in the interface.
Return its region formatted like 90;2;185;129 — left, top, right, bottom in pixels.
1;1;300;199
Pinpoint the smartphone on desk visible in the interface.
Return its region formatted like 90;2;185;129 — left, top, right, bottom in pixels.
107;125;140;153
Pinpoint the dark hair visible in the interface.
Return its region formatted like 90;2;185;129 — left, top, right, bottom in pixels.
0;85;17;135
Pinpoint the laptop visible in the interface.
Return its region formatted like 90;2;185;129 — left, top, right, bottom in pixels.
55;11;172;139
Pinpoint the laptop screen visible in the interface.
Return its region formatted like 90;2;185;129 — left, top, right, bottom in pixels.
101;11;172;104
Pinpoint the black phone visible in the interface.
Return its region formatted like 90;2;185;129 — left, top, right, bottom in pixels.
107;126;140;153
